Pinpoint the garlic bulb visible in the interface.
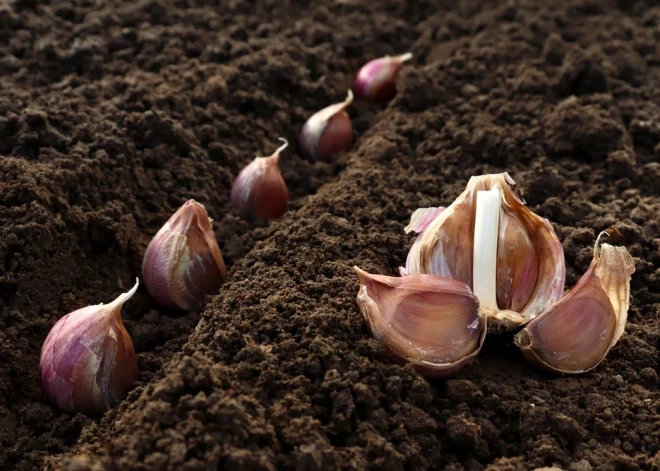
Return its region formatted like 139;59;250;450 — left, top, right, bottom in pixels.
404;173;565;330
354;267;485;377
515;234;635;374
142;200;227;311
40;280;139;414
358;173;635;378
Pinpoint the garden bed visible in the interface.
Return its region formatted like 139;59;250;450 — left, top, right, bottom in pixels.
0;0;658;469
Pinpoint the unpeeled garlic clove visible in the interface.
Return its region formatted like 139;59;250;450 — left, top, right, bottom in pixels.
353;52;413;102
354;267;485;378
404;173;565;329
40;279;139;414
496;195;539;312
142;200;227;311
230;138;289;221
299;90;353;162
514;235;635;374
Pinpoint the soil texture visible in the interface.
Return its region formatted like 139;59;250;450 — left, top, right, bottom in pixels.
0;0;658;470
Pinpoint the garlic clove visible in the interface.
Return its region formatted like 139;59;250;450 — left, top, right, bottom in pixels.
514;235;635;374
299;90;353;162
354;267;486;378
497;175;565;322
40;279;139;414
496;202;539;312
142;200;227;311
405;173;565;329
353;52;413;102
230;138;289;221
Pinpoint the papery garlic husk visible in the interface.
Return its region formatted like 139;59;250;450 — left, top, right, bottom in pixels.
299;90;353;162
353;52;413;103
142;200;227;311
514;236;635;374
230;138;289;221
404;173;565;330
354;267;486;378
40;279;140;414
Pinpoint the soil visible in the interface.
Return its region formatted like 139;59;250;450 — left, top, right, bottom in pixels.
0;0;658;469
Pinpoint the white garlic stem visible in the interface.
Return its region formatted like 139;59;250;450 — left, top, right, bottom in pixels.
473;189;501;310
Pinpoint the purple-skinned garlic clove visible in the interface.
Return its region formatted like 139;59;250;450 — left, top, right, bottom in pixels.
299;90;353;162
353;52;413;102
40;279;140;414
142;200;227;311
230;138;289;221
514;234;635;374
354;267;486;378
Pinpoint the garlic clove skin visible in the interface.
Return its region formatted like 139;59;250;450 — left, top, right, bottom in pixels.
404;206;446;234
230;138;289;221
299;90;353;162
40;279;140;414
354;267;486;378
353;52;413;102
400;206;446;276
142;200;227;311
514;235;635;374
404;173;565;329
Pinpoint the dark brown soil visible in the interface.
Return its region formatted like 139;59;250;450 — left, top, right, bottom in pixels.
0;0;658;470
